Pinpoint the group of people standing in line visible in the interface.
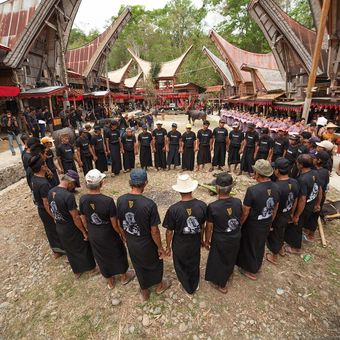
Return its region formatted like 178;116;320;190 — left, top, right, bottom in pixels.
18;106;335;299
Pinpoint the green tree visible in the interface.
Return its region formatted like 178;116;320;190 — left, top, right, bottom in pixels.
68;28;100;49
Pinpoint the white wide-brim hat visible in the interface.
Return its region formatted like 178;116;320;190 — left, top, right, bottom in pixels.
172;174;198;193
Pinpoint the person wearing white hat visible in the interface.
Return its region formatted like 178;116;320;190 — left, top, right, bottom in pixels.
163;174;207;294
152;121;167;170
227;122;243;173
79;169;135;289
321;122;337;143
180;124;196;171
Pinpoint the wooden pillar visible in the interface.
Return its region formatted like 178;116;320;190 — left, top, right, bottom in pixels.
48;96;54;118
302;0;331;122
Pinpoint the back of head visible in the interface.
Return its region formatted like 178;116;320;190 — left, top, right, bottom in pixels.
29;155;45;173
297;154;313;168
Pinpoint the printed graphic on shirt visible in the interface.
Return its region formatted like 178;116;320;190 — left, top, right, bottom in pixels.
183;216;201;234
283;192;294;213
258;197;275;220
226;218;239;232
307;183;319;203
90;212;104;225
123;212;140;236
50;201;64;222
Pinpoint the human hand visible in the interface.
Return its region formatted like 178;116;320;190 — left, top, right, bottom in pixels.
158;247;166;259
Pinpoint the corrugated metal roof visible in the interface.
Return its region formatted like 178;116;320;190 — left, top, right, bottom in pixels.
108;59;133;84
209;30;278;83
124;72;143;88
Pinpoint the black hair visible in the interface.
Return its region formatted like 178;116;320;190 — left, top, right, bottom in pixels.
300;131;312;140
30;143;46;156
297;154;313;168
277;168;289;176
29;155;45;173
20;133;29;144
27;137;40;149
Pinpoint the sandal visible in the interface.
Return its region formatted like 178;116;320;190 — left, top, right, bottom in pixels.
156;279;171;295
265;253;278;265
209;282;228;294
238;268;257;281
284;245;301;255
279;247;286;257
122;270;135;285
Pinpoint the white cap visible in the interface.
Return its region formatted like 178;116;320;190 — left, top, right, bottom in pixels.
172;174;198;193
316;140;335;151
156;121;163;125
85;169;106;185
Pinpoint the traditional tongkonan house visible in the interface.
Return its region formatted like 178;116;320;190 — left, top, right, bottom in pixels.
0;0;81;115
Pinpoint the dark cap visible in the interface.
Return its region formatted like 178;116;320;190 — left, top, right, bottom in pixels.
110;120;118;126
64;170;79;182
142;124;147;129
130;169;147;185
203;120;210;126
215;173;233;187
315;151;330;163
308;136;320;145
289;134;300;141
79;128;85;134
261;127;269;134
273;157;289;171
27;137;40;148
94;125;101;131
219;119;226;124
172;123;177;128
247;122;255;129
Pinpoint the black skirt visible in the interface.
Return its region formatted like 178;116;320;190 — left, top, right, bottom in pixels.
126;234;163;289
197;145;211;165
182;147;195;170
140;146;153;168
305;196;325;232
267;213;289;254
123;150;135;170
154;143;166;169
212;142;226;166
236;219;271;274
48;170;60;187
205;231;241;287
172;233;201;294
109;143;122;175
81;155;93;175
228;145;241;165
167;144;180;166
56;222;96;274
88;223;128;278
38;208;65;254
95;152;108;172
241;147;255;172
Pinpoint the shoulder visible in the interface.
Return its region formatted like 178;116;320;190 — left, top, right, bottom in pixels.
195;199;207;209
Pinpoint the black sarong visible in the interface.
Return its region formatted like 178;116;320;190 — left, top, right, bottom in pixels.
48;170;60;187
228;145;241;165
197;145;211;165
88;223;128;278
172;233;200;294
305;196;325;232
154;143;166;169
81;155;93;175
61;160;80;187
109;143;122;175
56;222;96;273
267;213;289;254
182;147;195;170
241;147;255;173
236;220;271;274
255;151;269;161
205;231;240;287
38;208;65;254
126;234;163;289
140;146;152;168
123;150;135;170
95;152;108;172
212;142;226;166
167;145;180;166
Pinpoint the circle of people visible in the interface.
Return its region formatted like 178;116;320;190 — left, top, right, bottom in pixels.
21;109;337;300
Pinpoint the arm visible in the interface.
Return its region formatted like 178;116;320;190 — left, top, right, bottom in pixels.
165;229;173;256
134;142;138;155
152;137;156;152
56;156;64;174
272;203;279;222
240;205;251;225
79;214;88;232
69;210;88;240
268;147;273;161
314;187;323;212
89;145;97;161
204;222;213;249
210;136;214;151
239;139;245;154
290;198;298;220
254;143;259;160
111;217;126;242
42;197;53;219
105;138;110;155
292;196;306;224
75;147;83;167
150;226;165;259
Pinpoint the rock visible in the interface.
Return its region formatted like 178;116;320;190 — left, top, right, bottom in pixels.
129;325;135;334
142;314;150;327
153;307;161;315
323;320;329;328
199;301;206;309
249;320;255;325
276;288;285;296
298;306;305;313
0;302;12;309
111;298;121;306
179;323;187;333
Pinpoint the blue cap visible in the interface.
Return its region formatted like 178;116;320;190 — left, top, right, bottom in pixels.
65;169;79;181
142;124;147;129
130;169;147;185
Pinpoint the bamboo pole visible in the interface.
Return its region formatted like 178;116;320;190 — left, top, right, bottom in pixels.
302;0;331;121
318;217;327;247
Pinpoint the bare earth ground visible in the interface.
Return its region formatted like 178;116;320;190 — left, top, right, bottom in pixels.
0;114;339;339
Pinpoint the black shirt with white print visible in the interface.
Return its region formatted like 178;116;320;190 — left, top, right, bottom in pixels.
275;178;299;214
297;169;319;212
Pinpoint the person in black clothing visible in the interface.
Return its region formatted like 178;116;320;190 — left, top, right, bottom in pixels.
271;128;288;162
204;173;242;293
254;128;273;161
121;128;137;172
152;121;167;170
237;159;279;280
163;174;207;294
48;170;96;278
22;137;41;189
36;109;46;138
1;111;24;155
211;119;228;172
79;169;135;289
41;136;61;187
129;116;138;131
28;110;40;138
105;121;122;176
117;169;170;301
285;134;300;177
266;158;299;264
166;123;181;170
138;125;153;170
30;155;65;258
303;151;330;241
239;123;259;176
91;126;108;172
227;122;243;173
180;124;196;171
56;134;81;176
285;154;321;254
43;107;54;133
76;129;94;175
118;114;129;137
196;120;213;171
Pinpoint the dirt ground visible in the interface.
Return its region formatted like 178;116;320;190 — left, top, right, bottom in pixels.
0;114;339;339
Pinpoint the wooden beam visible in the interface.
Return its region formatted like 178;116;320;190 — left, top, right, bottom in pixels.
302;0;331;121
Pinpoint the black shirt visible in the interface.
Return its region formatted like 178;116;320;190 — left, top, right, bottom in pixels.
56;143;75;162
207;197;242;234
22;151;32;171
285;144;299;164
152;128;167;144
106;129;120;144
167;130;181;145
48;186;77;224
163;199;207;235
121;135;136;152
243;181;280;223
229;130;243;147
297;144;309;156
317;167;329;192
32;175;51;209
297;169;319;211
275;178;299;214
46;149;56;172
213;127;228;143
258;135;274;154
1;116;19;135
273;136;289;156
79;194;116;226
244;131;259;148
138;132;152;147
181;131;196;148
91;134;105;153
76;137;91;157
197;129;213;146
117;193;161;237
